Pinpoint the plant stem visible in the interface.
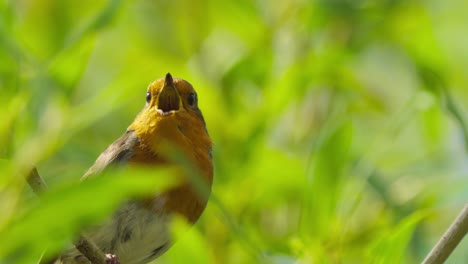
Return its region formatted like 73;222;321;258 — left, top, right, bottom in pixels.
422;205;468;264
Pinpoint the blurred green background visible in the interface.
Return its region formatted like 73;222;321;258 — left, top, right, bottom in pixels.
1;0;468;263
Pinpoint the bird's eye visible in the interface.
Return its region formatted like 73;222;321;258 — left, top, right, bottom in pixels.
146;92;151;103
187;93;196;107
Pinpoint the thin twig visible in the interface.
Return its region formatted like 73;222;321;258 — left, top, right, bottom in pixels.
422;205;468;264
26;167;48;195
26;166;108;264
420;84;468;263
75;235;108;264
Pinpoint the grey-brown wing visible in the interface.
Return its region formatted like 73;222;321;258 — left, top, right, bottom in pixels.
81;129;139;181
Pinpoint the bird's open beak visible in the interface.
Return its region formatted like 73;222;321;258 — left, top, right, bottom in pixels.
156;73;181;115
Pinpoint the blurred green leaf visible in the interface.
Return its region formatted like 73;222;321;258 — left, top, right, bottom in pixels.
368;211;428;263
160;217;214;264
301;120;353;239
0;167;177;264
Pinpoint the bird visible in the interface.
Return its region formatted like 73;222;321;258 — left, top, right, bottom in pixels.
57;73;213;264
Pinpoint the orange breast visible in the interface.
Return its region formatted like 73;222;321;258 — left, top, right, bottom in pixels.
129;111;213;223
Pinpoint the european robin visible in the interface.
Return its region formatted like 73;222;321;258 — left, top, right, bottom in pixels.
58;73;213;263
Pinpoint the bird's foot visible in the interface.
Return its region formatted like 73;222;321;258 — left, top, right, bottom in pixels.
105;254;120;264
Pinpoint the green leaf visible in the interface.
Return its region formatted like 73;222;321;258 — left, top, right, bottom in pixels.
368;211;428;263
301;120;353;238
0;168;177;264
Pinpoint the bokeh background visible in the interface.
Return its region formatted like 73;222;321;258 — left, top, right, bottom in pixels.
1;0;468;263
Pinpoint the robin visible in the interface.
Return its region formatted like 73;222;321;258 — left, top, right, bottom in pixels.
58;73;213;263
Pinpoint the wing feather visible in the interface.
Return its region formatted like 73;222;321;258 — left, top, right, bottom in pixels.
81;130;139;180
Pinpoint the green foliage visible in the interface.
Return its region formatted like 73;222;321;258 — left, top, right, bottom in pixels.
369;211;428;264
0;165;177;264
1;0;468;263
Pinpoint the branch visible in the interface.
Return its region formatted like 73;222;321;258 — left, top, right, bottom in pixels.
26;166;49;195
422;204;468;264
26;166;108;264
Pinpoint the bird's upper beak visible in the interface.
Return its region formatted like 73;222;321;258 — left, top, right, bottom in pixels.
156;73;181;114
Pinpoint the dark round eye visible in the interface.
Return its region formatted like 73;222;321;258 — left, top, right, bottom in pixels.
187;93;196;107
146;91;151;103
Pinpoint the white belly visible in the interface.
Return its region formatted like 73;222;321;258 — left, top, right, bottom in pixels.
60;201;170;264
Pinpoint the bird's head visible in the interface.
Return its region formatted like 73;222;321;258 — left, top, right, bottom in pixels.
143;73;205;122
129;73;208;142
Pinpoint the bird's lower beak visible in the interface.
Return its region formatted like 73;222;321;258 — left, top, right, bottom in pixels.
157;73;181;114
